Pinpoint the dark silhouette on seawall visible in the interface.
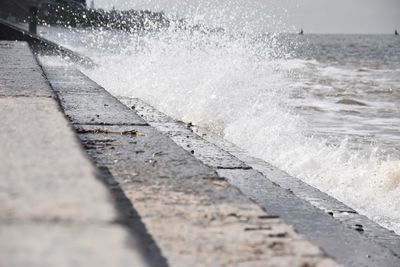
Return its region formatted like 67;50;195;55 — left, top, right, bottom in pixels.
396;29;399;36
299;28;304;35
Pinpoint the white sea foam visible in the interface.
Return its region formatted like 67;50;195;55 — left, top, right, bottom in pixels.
40;24;400;234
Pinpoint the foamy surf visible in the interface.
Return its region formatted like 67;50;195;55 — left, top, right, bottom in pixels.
40;25;400;234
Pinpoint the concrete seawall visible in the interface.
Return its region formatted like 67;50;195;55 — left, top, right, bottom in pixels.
1;40;400;266
0;41;147;266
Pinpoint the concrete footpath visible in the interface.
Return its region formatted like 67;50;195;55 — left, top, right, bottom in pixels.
0;41;341;266
0;41;146;266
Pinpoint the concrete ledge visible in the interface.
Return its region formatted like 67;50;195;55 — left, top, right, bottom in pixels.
41;66;147;126
0;97;116;222
218;168;400;267
122;98;250;169
193;127;400;259
0;224;145;267
119;97;400;267
0;42;53;97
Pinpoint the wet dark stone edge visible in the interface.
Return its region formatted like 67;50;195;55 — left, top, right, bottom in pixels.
218;169;400;267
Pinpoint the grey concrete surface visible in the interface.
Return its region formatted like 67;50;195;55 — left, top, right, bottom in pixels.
219;169;400;267
0;224;145;267
0;42;53;97
40;60;340;267
124;98;249;169
0;97;116;222
0;41;147;267
42;66;147;126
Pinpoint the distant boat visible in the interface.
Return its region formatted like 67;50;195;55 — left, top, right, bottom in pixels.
396;29;399;36
299;28;304;35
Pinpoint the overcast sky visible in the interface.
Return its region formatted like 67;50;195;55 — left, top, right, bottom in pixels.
92;0;400;34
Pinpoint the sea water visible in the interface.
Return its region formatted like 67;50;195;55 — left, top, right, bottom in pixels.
39;25;400;234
